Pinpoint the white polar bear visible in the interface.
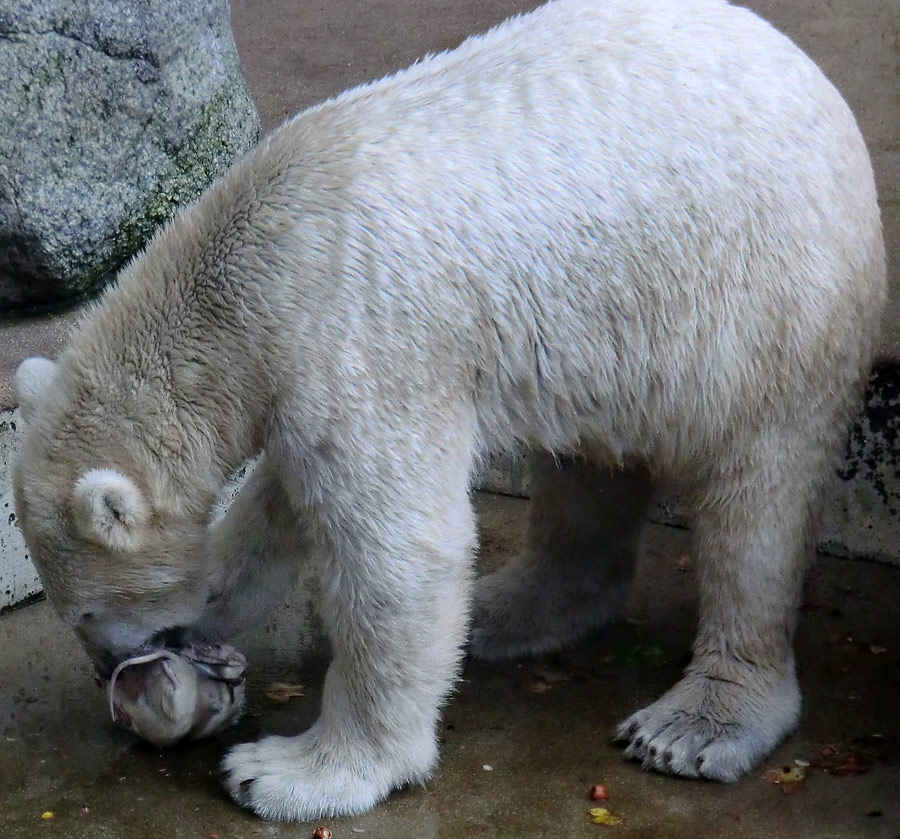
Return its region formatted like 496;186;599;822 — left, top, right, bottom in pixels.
13;0;885;821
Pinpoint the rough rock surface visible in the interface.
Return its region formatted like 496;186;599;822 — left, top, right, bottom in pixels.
0;0;260;310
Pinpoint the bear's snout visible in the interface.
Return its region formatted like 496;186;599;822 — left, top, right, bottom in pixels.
75;615;177;680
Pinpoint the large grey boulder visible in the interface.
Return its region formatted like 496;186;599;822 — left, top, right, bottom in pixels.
0;0;260;310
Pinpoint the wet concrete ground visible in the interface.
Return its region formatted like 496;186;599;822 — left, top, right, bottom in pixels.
1;494;898;838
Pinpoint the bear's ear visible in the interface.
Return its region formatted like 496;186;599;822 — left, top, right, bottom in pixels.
15;357;58;423
72;469;150;552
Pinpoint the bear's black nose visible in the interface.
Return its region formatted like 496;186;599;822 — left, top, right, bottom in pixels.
92;651;118;681
149;626;189;650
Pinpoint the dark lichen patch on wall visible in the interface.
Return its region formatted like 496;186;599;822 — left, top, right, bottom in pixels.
838;363;900;511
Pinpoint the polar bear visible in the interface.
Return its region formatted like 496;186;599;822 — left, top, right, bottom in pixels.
13;0;885;822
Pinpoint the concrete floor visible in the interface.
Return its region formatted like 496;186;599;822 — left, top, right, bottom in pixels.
1;494;899;838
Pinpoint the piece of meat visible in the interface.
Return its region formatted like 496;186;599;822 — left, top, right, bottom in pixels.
108;643;247;748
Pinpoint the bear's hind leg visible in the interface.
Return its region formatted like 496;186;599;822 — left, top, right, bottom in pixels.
470;452;653;660
615;427;826;781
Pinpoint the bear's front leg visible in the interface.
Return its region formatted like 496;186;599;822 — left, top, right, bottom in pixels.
221;442;476;820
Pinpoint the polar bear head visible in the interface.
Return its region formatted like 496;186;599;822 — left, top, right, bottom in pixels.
13;357;224;678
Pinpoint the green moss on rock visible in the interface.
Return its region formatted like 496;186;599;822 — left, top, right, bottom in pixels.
0;0;262;311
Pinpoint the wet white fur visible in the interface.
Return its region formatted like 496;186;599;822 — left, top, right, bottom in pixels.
13;0;885;821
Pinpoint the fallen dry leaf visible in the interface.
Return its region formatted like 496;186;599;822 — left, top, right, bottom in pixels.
808;735;891;777
810;748;868;776
761;764;807;793
589;807;622;826
532;666;571;684
265;682;305;704
524;666;571;693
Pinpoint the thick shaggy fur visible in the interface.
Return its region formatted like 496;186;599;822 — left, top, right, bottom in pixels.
14;0;885;821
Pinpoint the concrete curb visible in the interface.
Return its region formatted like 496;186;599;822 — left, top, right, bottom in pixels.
0;409;41;613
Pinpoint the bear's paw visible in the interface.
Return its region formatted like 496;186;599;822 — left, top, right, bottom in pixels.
614;666;801;782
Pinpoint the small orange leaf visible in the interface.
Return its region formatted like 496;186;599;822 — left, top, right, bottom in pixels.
761;764;806;793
